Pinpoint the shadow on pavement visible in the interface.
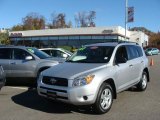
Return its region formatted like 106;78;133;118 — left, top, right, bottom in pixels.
11;89;94;114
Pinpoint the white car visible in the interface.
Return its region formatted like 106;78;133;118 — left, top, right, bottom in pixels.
39;48;72;59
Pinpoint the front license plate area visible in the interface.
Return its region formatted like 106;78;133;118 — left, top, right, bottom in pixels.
47;91;57;98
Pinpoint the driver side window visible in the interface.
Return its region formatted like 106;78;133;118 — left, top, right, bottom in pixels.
13;49;32;60
115;46;128;63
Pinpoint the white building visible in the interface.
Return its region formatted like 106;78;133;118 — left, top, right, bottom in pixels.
130;31;148;47
9;26;148;48
0;28;8;33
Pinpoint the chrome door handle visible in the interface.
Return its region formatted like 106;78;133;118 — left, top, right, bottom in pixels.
129;64;133;67
10;62;16;65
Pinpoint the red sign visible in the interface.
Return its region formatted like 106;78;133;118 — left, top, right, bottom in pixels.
128;7;134;23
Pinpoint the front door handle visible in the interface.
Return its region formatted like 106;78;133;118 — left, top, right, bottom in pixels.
129;64;133;67
10;62;16;65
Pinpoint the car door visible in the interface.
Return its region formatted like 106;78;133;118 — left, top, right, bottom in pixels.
126;45;143;84
8;48;37;78
0;65;5;87
0;48;12;77
114;46;133;92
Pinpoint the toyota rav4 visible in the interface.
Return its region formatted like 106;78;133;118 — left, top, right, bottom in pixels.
37;42;150;114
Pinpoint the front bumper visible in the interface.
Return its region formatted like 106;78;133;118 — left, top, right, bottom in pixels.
37;82;97;105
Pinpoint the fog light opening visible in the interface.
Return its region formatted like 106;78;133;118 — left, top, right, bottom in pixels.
83;96;88;100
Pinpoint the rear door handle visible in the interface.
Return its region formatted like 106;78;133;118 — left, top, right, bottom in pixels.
141;61;144;63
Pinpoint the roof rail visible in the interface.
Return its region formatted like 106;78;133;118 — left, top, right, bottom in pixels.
118;41;139;45
0;44;15;47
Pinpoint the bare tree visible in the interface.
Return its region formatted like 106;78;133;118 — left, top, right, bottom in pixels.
50;12;67;28
22;12;45;30
67;21;73;28
75;11;88;27
75;11;96;27
87;11;96;27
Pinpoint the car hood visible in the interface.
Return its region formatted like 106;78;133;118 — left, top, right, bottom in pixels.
46;57;66;63
42;62;107;79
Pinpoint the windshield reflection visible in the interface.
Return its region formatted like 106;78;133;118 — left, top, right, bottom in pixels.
66;46;114;63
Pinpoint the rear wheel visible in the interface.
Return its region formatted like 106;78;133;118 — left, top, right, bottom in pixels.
137;71;148;91
93;83;113;114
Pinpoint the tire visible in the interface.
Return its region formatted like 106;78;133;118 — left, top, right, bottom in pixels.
137;71;148;91
93;83;113;114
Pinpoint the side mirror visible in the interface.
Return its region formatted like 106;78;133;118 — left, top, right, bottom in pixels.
116;57;127;64
62;54;68;58
25;56;33;60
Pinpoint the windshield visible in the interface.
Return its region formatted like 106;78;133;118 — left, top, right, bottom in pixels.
27;48;51;59
64;49;73;56
66;46;114;63
146;48;152;51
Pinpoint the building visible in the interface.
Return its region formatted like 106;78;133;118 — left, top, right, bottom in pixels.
129;31;148;47
9;26;148;48
0;28;9;33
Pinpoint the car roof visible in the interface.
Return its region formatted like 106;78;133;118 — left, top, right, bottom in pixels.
0;45;35;49
85;42;138;47
39;48;63;50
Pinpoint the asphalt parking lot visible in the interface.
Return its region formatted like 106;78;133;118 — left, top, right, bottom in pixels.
0;55;160;120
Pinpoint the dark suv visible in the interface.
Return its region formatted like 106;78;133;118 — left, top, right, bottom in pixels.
0;46;59;83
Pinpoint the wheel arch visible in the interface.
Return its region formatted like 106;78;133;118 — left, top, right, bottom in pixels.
103;78;117;99
37;66;50;76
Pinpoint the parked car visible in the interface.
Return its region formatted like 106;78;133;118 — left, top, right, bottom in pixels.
0;46;59;84
145;48;159;56
39;48;72;60
0;65;5;90
37;42;149;114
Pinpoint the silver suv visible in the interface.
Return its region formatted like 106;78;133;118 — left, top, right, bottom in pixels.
0;65;5;90
37;42;149;114
0;46;59;83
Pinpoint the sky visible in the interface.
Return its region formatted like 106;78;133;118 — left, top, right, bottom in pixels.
0;0;160;32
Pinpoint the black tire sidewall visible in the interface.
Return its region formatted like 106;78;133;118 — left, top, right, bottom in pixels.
94;83;113;114
137;71;148;91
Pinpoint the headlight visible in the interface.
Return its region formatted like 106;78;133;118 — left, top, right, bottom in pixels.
72;75;95;87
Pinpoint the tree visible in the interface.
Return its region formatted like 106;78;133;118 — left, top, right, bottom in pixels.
66;21;73;28
87;11;96;27
0;32;10;45
50;12;68;28
74;11;96;27
22;12;45;30
150;32;160;46
11;24;23;31
75;11;88;27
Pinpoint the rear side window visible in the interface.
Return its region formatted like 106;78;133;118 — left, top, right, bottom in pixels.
42;50;51;56
127;45;142;60
0;48;12;59
136;46;143;57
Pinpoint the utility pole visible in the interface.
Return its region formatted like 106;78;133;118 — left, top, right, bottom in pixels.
125;0;128;41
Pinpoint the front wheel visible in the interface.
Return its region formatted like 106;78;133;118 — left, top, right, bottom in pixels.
93;83;113;114
137;71;148;91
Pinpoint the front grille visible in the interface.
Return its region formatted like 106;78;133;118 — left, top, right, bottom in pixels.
42;76;68;87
